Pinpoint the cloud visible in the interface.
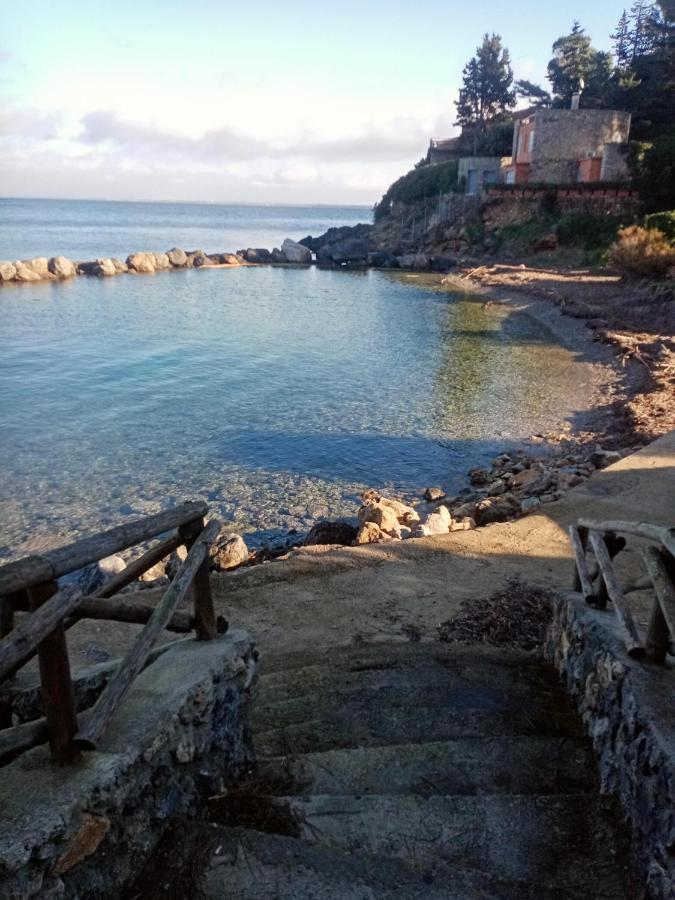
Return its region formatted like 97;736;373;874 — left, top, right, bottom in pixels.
0;105;62;140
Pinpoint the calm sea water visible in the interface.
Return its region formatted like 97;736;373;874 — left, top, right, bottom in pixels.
0;197;370;261
0;199;595;558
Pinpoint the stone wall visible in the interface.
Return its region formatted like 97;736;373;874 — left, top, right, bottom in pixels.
546;594;675;900
0;631;256;899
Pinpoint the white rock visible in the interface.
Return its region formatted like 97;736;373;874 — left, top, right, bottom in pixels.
48;256;77;278
281;239;312;264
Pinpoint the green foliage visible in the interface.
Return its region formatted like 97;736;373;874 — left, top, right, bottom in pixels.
455;33;515;129
645;210;675;240
556;212;625;248
374;160;459;221
547;21;613;108
514;79;551;107
637;134;675;211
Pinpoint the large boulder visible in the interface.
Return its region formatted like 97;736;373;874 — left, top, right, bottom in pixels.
243;248;273;264
271;248;288;264
317;238;369;266
304;520;358;546
48;256;76;279
0;262;17;282
281;238;312;264
24;257;51;278
126;252;156;274
420;505;452;535
94;258;117;277
354;522;389;544
185;250;208;268
166;247;188;267
13;262;42;282
474;493;521;525
368;250;398;268
192;253;212;267
299;224;372;253
358;501;401;538
111;258;128;273
153;252;171;270
211;533;249;571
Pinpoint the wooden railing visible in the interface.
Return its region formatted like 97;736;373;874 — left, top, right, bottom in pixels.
0;502;225;765
568;519;675;663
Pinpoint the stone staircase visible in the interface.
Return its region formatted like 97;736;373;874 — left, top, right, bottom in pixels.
200;641;636;899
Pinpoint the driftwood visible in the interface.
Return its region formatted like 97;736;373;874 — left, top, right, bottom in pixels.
578;518;675;558
568;526;596;603
75;519;221;750
0;501;207;596
588;531;644;658
643;546;675;664
28;581;79;764
94;532;183;599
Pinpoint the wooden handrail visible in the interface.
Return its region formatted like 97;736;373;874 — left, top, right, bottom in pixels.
0;501;207;596
577;518;675;558
588;532;644;658
74;519;221;751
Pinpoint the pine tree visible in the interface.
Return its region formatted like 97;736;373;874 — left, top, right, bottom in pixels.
547;21;613;107
454;33;516;132
612;11;632;67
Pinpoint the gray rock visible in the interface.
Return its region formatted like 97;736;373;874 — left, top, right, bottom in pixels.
591;449;622;469
271;248;288;264
243;248;272;264
424;487;446;502
281;239;312;264
184;249;208;268
166;248;187;267
304;521;358;546
48;257;76;279
474;493;520;525
520;496;542;514
368;250;398;268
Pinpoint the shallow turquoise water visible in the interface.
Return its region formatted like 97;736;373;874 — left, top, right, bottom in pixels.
0;266;593;556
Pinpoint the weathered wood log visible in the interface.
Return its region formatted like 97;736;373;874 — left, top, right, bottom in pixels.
569;526;596;603
593;533;626;611
0;585;86;681
94;532;183;599
578;518;675;558
28;581;79;764
643;546;675;664
0;501;208;596
179;518;217;641
588;531;644;658
74;519;221;750
0;596;16;639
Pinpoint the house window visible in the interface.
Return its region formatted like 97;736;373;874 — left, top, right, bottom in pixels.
528;131;535;153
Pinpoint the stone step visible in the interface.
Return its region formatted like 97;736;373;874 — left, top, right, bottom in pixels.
201;826;630;899
255;736;597;797
268;793;632;895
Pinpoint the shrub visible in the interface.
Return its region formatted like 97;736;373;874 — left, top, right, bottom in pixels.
556;212;624;250
637;134;675;213
645;211;675;243
374;160;459;220
608;225;675;278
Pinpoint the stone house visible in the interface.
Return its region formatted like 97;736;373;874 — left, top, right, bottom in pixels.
504;108;631;185
458;156;512;195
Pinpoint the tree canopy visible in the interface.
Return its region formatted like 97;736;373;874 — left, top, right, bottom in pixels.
546;21;613;107
455;33;515;129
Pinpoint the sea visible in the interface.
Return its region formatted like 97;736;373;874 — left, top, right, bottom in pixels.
0;198;595;557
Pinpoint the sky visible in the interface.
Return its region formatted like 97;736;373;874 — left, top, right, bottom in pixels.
1;0;627;206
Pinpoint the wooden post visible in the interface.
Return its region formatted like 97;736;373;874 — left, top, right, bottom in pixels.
179;518;217;641
27;581;79;765
593;533;625;610
94;532;183;599
643;546;675;664
0;596;15;638
569;526;596;603
588;532;644;658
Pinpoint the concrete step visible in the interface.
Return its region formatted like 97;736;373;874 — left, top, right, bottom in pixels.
272;793;632;894
201;826;631;899
255;735;597;797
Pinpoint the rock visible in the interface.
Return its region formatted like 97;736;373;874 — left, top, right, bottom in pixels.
412;524;432;537
591;449;621;470
24;257;51;278
358;501;401;538
299;224;372;253
317;237;369;266
93;258;116;277
368;250;398;268
271;248;288;264
413;253;429;270
138;560;167;582
111;258;128;273
211;533;249;571
77;554;126;594
281;238;312;264
360;491;420;526
165;545;188;580
184;249;208;268
423;487;446;502
304;521;358;546
52;813;110;876
396;254;416;269
153;252;171;270
474;493;521;526
508;467;554;496
167;247;188;267
0;261;17;282
48;256;76;278
193;253;212;267
487;480;507;496
452;501;477;520
243;248;272;264
13;261;42;282
221;253;242;265
422;506;452;535
399;525;412;539
520;496;542;514
557;471;584;491
450;516;475;531
469;468;490;486
430;256;456;273
354;522;387;544
127;252;156;274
